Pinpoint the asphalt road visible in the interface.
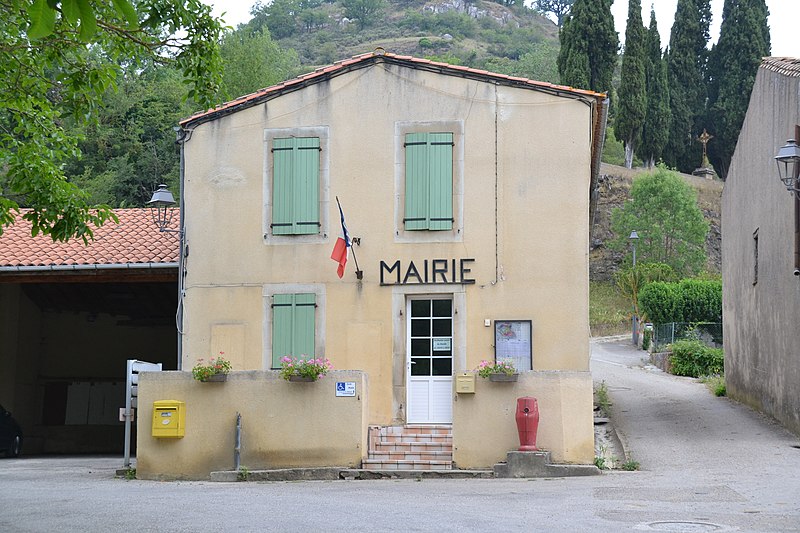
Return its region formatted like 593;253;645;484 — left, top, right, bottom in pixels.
1;338;799;532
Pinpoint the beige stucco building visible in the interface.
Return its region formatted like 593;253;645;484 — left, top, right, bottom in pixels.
136;51;608;479
723;57;800;436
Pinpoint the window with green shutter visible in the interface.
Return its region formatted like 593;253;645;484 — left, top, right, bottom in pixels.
404;132;454;231
272;137;320;235
271;293;316;368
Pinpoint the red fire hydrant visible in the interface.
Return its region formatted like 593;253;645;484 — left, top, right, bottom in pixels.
515;397;540;451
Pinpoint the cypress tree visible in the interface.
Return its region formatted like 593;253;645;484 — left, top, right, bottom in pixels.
664;0;711;173
639;8;670;168
705;0;770;178
557;8;590;90
557;0;618;94
615;0;647;169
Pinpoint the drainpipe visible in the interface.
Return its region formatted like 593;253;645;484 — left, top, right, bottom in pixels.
175;126;190;370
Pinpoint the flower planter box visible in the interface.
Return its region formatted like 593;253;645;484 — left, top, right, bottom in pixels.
203;373;228;382
288;375;316;382
488;373;519;382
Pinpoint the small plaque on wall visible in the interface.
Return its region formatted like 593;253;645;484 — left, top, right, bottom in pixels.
494;320;532;371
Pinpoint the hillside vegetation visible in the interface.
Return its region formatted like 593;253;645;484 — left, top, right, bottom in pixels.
246;0;561;82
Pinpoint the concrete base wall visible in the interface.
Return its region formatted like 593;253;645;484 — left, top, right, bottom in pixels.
452;371;594;468
136;370;368;480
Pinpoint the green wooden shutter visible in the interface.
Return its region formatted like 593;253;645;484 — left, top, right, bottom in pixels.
271;293;316;368
271;137;320;235
427;133;453;231
293;293;316;358
293;138;320;235
272;294;294;367
405;133;429;231
272;138;295;235
404;133;453;231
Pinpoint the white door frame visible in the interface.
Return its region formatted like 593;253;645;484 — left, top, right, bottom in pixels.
406;296;454;424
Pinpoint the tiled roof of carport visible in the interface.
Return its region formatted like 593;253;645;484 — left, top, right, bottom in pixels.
0;209;179;268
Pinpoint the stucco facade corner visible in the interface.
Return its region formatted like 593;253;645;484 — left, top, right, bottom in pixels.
452;371;594;468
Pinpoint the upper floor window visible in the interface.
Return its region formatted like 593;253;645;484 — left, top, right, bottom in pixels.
271;136;321;235
404;132;454;231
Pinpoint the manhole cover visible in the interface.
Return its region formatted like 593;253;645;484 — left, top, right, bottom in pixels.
636;521;736;532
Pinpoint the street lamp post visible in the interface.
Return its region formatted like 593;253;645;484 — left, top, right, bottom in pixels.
147;182;184;369
630;230;639;346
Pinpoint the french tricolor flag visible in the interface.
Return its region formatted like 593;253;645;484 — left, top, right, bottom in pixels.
330;198;351;278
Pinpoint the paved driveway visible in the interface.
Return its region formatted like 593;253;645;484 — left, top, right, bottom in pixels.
1;338;798;532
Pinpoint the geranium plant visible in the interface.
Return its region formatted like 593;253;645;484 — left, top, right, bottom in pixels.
279;355;333;381
475;359;516;379
191;352;232;382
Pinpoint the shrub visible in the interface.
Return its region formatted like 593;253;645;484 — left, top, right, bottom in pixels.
642;329;651;351
669;339;724;377
639;278;722;325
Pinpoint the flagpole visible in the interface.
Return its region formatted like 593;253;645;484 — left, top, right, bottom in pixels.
336;196;363;279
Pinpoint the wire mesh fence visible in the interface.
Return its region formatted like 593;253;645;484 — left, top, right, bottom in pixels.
651;322;723;352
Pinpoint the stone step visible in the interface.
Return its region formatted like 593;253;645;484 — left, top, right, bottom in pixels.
361;459;453;471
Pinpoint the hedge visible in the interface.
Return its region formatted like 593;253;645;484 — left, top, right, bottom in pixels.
638;279;722;325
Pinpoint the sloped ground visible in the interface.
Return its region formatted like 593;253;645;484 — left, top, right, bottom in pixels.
590;163;723;281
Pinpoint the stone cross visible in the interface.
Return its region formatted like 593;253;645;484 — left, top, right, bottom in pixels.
698;129;713;167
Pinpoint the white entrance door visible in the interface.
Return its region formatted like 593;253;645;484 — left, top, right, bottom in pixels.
407;298;453;424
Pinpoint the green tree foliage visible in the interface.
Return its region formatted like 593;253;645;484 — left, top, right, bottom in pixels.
557;0;618;94
610;166;709;276
639;9;670;168
615;0;647;169
483;43;559;83
0;0;223;242
533;0;574;27
614;262;677;322
249;0;300;39
638;279;722;324
64;65;190;208
664;0;711;173
219;28;299;100
341;0;387;30
705;0;770;179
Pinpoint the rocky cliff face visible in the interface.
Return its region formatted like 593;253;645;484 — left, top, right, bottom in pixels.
590;163;723;281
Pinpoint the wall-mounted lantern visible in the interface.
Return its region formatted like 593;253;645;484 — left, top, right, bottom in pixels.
775;139;800;197
147;184;178;233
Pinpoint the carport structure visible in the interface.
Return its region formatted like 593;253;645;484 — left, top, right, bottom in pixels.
0;209;179;454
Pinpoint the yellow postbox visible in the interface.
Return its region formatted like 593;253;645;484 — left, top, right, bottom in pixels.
455;373;476;394
152;400;185;438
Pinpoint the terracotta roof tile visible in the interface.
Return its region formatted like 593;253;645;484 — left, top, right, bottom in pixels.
762;57;800;77
180;50;606;128
0;209;179;268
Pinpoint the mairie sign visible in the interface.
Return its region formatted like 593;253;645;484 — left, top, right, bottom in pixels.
379;258;475;286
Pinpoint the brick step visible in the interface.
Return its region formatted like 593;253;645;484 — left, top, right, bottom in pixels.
368;450;453;461
377;434;452;444
372;441;452;453
361;459;453;471
365;425;454;471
